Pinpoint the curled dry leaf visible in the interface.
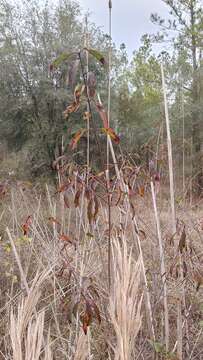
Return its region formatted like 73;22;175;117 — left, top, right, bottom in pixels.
69;129;87;150
22;215;32;236
102;127;120;144
63;101;80;118
83;111;91;121
95;102;108;128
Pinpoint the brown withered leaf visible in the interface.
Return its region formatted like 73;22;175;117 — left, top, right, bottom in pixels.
69;129;86;150
83;111;91;121
138;185;145;197
22;215;32;236
95;102;108;128
87;198;93;224
63;101;80;118
178;225;186;253
74;84;85;103
102;127;120;144
74;189;82;208
182;261;187;278
82;311;92;335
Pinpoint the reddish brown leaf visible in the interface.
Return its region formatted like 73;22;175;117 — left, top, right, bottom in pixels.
22;215;32;236
59;234;76;249
138;186;145;197
70;129;86;150
87;198;93;225
82;311;91;335
74;189;81;208
102;127;120;144
63;101;80;118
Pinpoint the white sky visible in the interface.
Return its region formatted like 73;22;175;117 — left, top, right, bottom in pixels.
78;0;171;57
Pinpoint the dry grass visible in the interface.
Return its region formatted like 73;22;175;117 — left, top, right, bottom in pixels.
0;181;203;359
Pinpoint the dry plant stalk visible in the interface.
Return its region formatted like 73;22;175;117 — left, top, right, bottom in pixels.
161;64;183;359
151;180;169;350
109;236;142;360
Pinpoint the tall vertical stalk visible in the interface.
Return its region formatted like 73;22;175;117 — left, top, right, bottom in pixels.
107;0;112;291
151;181;169;350
161;64;183;359
182;86;185;195
84;15;90;179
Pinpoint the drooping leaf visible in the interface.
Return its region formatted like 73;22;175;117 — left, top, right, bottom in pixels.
84;48;106;66
74;84;85;103
52;52;76;68
95;102;108;128
69;129;86;150
63;101;80;119
102;127;120;144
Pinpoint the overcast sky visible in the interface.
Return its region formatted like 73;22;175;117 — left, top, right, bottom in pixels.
78;0;171;57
